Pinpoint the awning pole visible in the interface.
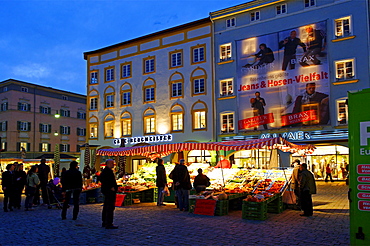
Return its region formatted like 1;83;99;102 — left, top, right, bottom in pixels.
221;150;226;190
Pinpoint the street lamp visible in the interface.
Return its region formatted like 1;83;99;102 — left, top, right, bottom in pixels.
55;110;60;119
54;131;59;136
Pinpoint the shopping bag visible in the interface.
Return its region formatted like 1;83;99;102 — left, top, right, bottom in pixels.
163;186;170;196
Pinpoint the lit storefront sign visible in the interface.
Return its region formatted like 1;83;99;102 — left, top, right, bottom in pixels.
260;131;311;141
113;134;173;146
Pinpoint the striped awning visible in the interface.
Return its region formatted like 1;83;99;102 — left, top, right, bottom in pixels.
96;137;315;160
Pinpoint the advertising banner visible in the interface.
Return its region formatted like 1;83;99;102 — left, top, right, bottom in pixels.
237;21;329;131
348;88;370;245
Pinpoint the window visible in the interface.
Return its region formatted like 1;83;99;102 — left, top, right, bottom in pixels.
89;123;98;138
121;112;132;136
90;97;98;110
221;113;234;133
170;105;184;132
60;126;71;135
62;95;68;100
18;102;31;111
18;142;30;152
0;102;8;111
77;127;86;136
304;0;315;8
1;142;6;151
194;111;206;130
226;18;236;28
40;143;50;152
40;106;51;114
39;123;51;133
192;45;205;63
170;51;182;68
60;144;70;152
77;112;86;119
145;87;155;102
105;67;115;82
276;4;287;15
194;79;205;94
104;115;115;138
17;121;31;131
144;108;156;134
105;94;114;108
0;121;7;131
121;83;132;106
121;62;132;78
220;44;232;62
172;82;182;98
21;87;28;93
144;57;155;74
251;11;260;21
335;59;355;80
337;99;348;125
3;87;8;92
335;16;351;38
220;79;233;96
60;109;70;117
90;71;98;84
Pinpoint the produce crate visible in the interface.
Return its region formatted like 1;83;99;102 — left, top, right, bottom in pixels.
164;189;176;202
267;194;284;214
140;188;157;203
215;200;229;216
189;199;196;213
242;200;267;220
242;211;267;220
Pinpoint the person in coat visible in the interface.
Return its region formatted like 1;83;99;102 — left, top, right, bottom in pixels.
61;161;83;220
193;168;210;193
14;163;27;209
24;165;40;211
155;159;167;206
2;164;16;212
298;163;317;217
171;159;191;211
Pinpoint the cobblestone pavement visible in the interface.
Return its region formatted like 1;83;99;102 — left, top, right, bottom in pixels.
0;181;349;246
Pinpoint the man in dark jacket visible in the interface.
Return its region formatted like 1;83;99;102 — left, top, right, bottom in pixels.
100;159;118;229
279;30;306;71
298;163;317;217
193;168;210;193
156;159;167;206
37;158;51;205
171;159;191;211
2;164;15;212
61;161;83;220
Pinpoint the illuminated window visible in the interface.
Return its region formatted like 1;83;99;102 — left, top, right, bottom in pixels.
191;44;205;64
144;57;155;74
104;115;115;138
144;108;156;134
192;101;207;131
40;123;51;133
335;59;355;81
90;97;98;110
105;67;115;82
276;4;287;15
220;79;233;96
121;62;132;79
220;43;232;62
170;105;184;132
226;18;236;28
335;16;351;38
337;99;348;125
17;121;31;131
90;71;98;84
121;112;132;136
18;142;29;152
304;0;315;8
220;113;234;133
18;102;31;111
170;50;182;68
41;143;50;152
89;121;98;139
143;79;156;103
251;11;260;21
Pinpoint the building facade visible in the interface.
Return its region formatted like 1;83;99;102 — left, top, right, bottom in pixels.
0;79;87;167
83;18;215;171
210;0;368;176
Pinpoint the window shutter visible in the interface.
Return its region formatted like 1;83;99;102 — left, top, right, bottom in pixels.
4;102;8;110
77;127;80;136
27;122;31;131
60;109;64;116
39;123;43;132
48;107;51;114
68;126;70;135
67;110;70;117
76;144;80;152
60;126;63;134
16;142;20;151
18;102;21;110
5;121;7;131
67;144;70;152
27;143;31;151
4;142;7;151
48;124;51;133
59;144;62;151
39;143;42;152
39;106;42;113
27;104;31;111
17;121;20;131
48;143;51;152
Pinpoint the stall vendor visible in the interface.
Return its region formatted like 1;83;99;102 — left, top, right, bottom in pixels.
215;155;231;169
193;168;210;193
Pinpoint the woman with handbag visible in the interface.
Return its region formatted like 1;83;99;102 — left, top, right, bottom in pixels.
24;165;40;211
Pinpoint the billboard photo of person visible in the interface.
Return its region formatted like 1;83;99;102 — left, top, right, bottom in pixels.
242;43;275;69
299;25;326;66
251;91;268;130
279;30;307;71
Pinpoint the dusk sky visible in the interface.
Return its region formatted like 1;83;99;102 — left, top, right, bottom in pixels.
0;0;245;95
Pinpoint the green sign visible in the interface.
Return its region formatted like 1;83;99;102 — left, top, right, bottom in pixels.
349;88;370;245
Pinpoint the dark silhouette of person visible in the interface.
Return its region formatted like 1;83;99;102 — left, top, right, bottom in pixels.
2;164;16;212
251;91;268;130
300;26;326;66
298;163;316;217
37;158;51;205
279;30;306;71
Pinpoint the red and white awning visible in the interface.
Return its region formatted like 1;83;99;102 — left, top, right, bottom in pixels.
96;137;315;160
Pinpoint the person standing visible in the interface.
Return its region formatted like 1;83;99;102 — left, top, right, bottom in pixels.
251;91;268;130
2;164;16;212
156;159;167;206
171;159;191;211
279;30;306;71
100;159;119;229
14;163;27;209
61;161;83;220
24;165;40;211
290;159;301;209
37;158;51;205
325;164;334;182
215;155;231;169
298;163;317;217
193;168;210;193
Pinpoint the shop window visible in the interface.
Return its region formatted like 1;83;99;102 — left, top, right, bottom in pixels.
337;99;348;125
170;104;184;132
191;44;205;64
105;67;115;82
335;59;355;81
250;11;260;22
121;62;132;79
220;43;232;62
104;115;115;138
335;16;351;38
90;71;98;84
304;0;315;8
170;50;183;68
220;113;234;133
226;17;236;28
220;79;233;96
276;4;287;15
144;108;156;134
188;150;211;163
121;112;132;137
143;56;155;74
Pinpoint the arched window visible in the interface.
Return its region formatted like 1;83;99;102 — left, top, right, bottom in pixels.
104;86;115;109
104;114;115;138
121;111;132;137
88;90;99;111
143;78;156;103
121;83;132;106
170;104;184;133
88;116;99;139
143;108;156;134
169;72;184;99
190;68;207;96
191;101;207;131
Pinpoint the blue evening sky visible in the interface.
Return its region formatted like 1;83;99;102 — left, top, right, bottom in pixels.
0;0;245;95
